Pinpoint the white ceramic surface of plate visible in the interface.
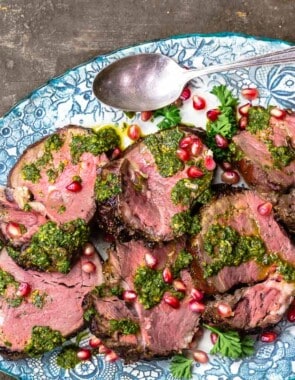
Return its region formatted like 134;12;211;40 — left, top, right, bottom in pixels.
0;33;294;380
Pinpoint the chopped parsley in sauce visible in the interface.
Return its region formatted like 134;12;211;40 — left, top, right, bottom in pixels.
109;319;140;335
24;326;65;357
95;172;121;202
56;345;80;369
171;211;201;236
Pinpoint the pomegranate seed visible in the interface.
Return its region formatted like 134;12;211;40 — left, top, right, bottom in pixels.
173;279;186;292
287;303;295;322
221;170;240;185
238;103;252;116
270;107;287;120
215;134;229;149
66;181;82;192
260;331;277;343
191;288;204;301
190;139;203;156
16;282;31;297
187;166;204;178
99;344;111;354
204;156;216;171
189;300;205;313
180;87;191;101
89;336;102;348
82;261;96;273
122;290;137;302
192;95;206;110
193;350;209;364
176;148;190;162
217;302;233;318
141;111;152;121
221;161;233;171
111;147;121;159
238;116;248;130
127;124;141;140
162;267;173;284
179;136;194;149
6;222;23;238
207;108;221;122
210;332;219;345
77;348;91;361
144;253;158;269
257;202;273;216
105;350;119;362
83;243;95;257
163;293;180;309
241;87;259;101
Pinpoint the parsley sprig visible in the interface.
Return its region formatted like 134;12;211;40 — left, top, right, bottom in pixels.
153;105;181;130
204;324;255;359
170;355;193;379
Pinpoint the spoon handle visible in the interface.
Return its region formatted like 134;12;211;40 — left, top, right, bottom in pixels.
184;45;295;80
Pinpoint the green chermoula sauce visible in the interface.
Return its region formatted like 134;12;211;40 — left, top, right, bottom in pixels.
0;268;23;308
171;211;201;237
70;127;120;164
247;106;270;134
24;326;65;357
109;319;140;335
144;128;185;177
7;218;89;273
56;345;80;369
95;173;121;202
21;163;41;183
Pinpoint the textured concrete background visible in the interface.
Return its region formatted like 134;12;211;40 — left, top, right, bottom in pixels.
0;0;294;379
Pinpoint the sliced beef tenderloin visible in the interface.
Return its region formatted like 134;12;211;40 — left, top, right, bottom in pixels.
85;238;201;361
96;127;214;242
188;189;295;294
0;247;103;358
202;277;295;330
274;188;295;235
232;109;295;193
9;125;110;224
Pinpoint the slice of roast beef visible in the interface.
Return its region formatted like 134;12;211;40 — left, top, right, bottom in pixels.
85;238;201;361
96;127;214;242
274;188;295;235
9;125;109;224
188;189;295;294
233;110;295;193
0;247;103;358
202;277;295;330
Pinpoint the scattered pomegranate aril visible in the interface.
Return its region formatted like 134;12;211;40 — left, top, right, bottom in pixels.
144;253;158;269
82;261;96;273
204;156;216;171
176;148;190;162
99;344;111;354
6;222;23;238
193;350;209;364
77;348;91;361
127;124;141;140
207;108;221;122
162;267;173;284
173;279;186;292
141;111;153;121
66;181;82;192
210;332;219;345
238;116;248;130
122;290;137;302
215;134;229;149
111;147;121;159
238;103;252;116
221;170;240;185
189;300;205;313
217;302;233;318
287;303;295;322
180;87;191;101
257;202;273;216
179;136;194;149
260;331;278;343
270;107;287;120
190;139;203;156
16;282;31;297
187;166;204;178
192;95;206;110
241;87;259;101
89;336;102;348
163;293;180;309
190;288;204;301
105;350;119;362
83;243;95;257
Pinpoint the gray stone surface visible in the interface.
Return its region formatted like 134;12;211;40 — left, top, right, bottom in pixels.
0;0;294;379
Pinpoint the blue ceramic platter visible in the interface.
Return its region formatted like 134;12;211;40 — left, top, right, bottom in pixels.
0;33;295;380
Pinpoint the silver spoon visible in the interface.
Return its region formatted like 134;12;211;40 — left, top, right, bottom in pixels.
93;46;295;112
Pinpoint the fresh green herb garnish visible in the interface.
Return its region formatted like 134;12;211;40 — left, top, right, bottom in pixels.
95;173;121;202
153;105;181;130
171;211;201;236
109;319;140;335
56;345;80;369
170;355;193;379
204;324;255;358
24;326;65;357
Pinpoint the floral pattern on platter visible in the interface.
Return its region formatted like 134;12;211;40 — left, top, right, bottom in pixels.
0;33;294;380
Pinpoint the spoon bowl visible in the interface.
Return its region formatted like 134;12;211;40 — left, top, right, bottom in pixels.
93;47;295;111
